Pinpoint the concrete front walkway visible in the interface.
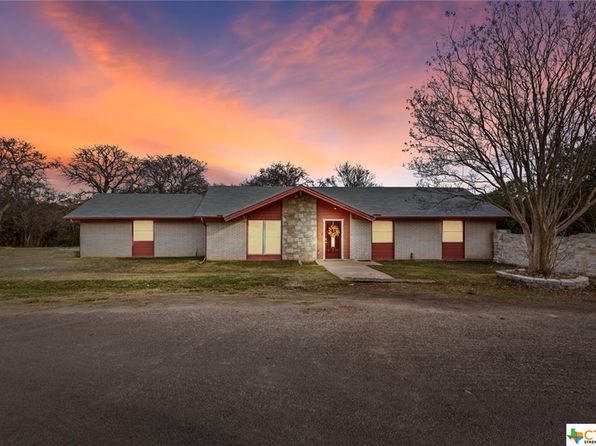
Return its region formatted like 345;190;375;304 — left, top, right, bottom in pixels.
316;259;396;282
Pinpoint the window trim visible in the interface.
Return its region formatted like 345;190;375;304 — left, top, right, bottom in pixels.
133;220;154;242
442;220;464;243
372;220;393;244
247;219;282;256
247;220;264;255
263;220;281;255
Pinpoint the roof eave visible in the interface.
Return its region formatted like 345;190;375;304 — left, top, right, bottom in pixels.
63;215;197;221
373;215;511;220
222;185;374;221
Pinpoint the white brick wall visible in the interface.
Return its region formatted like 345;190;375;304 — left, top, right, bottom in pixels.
394;221;442;260
464;221;495;260
80;222;132;257
350;216;371;260
154;222;205;257
206;220;247;260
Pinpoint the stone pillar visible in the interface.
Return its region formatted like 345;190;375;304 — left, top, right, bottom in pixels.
282;195;317;262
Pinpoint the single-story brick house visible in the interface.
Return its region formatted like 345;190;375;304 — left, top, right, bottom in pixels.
65;185;509;261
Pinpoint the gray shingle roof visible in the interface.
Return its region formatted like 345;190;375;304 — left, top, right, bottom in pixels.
195;186;291;217
195;186;507;218
65;187;509;220
311;187;510;218
65;194;204;219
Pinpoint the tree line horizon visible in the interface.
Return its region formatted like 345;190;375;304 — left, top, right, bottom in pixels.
0;137;381;247
3;138;382;193
1;132;594;250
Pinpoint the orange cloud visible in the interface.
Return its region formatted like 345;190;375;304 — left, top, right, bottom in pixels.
1;2;483;186
0;3;343;184
1;71;343;181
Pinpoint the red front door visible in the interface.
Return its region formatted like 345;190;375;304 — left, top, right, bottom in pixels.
324;220;342;259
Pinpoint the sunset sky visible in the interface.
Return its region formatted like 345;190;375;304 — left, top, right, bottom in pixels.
0;1;484;188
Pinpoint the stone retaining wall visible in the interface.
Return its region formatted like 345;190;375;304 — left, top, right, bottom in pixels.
495;270;589;289
493;230;596;276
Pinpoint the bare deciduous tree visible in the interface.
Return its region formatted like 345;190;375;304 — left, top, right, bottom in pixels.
140;154;208;193
319;162;378;187
0;137;54;223
406;2;596;276
60;145;140;193
241;162;311;186
575;160;596;233
0;137;77;247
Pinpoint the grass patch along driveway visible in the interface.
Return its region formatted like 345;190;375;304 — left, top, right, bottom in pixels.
373;260;595;300
0;248;593;306
374;260;503;283
0;247;342;304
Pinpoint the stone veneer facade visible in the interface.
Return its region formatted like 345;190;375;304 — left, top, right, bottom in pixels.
282;194;317;262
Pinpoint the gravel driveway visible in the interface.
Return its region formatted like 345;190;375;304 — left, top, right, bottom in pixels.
0;295;594;445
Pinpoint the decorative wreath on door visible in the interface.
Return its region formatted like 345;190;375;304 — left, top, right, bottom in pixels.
327;224;340;249
327;224;340;239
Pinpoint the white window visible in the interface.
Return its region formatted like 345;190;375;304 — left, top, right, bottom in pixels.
442;220;463;243
248;220;263;255
248;220;281;255
264;220;281;254
133;220;154;241
372;221;393;243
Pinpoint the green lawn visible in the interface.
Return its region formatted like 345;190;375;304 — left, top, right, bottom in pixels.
373;260;503;285
0;247;342;303
373;260;595;300
0;248;592;305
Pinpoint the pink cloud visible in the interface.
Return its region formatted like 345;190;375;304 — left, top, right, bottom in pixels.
0;2;487;186
356;1;382;25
